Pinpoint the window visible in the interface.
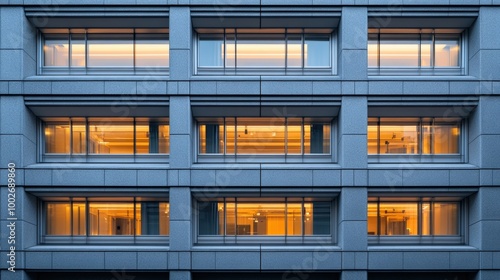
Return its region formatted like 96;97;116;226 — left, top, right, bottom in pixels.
368;117;462;157
41;29;169;75
43;198;169;243
42;117;169;159
198;198;332;241
198;117;331;158
368;29;464;75
196;28;333;75
368;197;464;244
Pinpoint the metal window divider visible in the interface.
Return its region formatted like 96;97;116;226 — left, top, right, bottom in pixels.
85;117;89;156
69;118;73;157
285;117;289;156
301;118;305;156
85;30;88;75
68;29;72;71
133;118;137;156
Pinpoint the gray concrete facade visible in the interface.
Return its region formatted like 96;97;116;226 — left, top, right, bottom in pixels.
0;1;500;280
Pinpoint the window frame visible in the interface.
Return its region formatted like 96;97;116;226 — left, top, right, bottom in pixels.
40;197;170;245
39;117;170;163
368;197;467;246
367;29;467;76
367;117;467;163
194;28;337;76
195;117;335;163
38;28;170;76
194;197;336;245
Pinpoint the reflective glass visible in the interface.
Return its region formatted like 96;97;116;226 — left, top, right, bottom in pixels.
199;34;224;67
45;121;70;154
71;33;86;67
89;202;135;235
44;34;69;66
287;34;302;67
379;34;419;67
88;118;134;154
72;202;86;235
435;35;460;67
236;34;286;67
87;34;134;67
433;202;458;235
368;34;379;67
304;34;330;67
46;203;71;235
135;34;169;67
136;202;170;235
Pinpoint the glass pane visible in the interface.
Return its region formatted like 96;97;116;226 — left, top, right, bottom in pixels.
379;34;419;67
304;34;330;67
198;201;220;235
378;202;418;235
433;202;459;235
136;123;149;154
159;124;170;154
287;34;302;67
421;202;431;235
367;122;378;154
226;200;236;235
45;121;70;154
367;202;378;235
71;33;86;67
379;120;419;154
137;202;170;235
135;34;169;67
88;34;134;67
72;202;86;235
287;203;302;235
199;34;224;67
72;121;86;154
46;203;71;235
236;202;286;235
433;122;460;154
287;118;302;154
236;118;285;154
44;34;69;66
88;118;134;154
310;202;330;235
89;202;135;235
225;33;236;69
368;33;378;67
422;121;432;154
305;122;330;154
225;118;236;155
236;34;286;67
199;120;224;154
421;34;432;67
435;35;460;67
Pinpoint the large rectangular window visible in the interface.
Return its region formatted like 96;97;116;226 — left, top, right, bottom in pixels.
198;117;331;156
43;117;169;156
41;29;169;75
368;29;464;75
198;198;332;237
367;198;460;237
44;198;169;238
196;28;333;75
368;117;461;155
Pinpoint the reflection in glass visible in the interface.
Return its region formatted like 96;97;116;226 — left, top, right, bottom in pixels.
71;33;86;67
198;199;331;236
368;117;461;155
198;117;331;156
435;35;460;67
379;34;419;67
44;118;169;155
44;34;69;67
368;34;379;67
197;29;332;72
89;118;134;154
88;34;134;67
89;202;135;235
135;34;169;67
46;203;71;235
368;200;460;236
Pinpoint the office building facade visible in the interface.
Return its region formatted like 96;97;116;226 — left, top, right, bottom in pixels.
0;1;499;280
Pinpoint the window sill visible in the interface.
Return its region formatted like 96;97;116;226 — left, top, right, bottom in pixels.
368;236;464;246
196;235;333;246
41;236;169;245
26;75;170;81
41;154;169;164
368;154;464;164
197;154;334;164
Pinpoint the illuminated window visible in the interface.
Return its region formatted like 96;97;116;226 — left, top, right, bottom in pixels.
43;117;169;155
368;117;461;155
44;199;169;237
198;117;331;155
197;28;333;75
368;199;460;236
198;198;331;236
41;29;169;75
368;29;464;75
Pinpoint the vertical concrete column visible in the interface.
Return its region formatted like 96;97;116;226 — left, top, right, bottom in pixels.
0;7;36;81
169;7;192;82
338;7;367;80
469;187;500;251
